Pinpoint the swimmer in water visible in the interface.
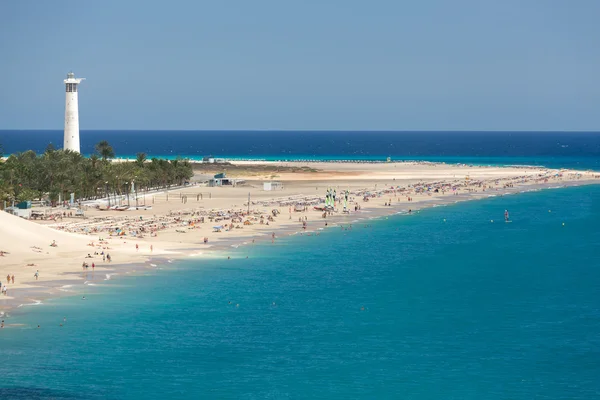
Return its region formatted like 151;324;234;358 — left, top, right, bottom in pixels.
504;209;510;222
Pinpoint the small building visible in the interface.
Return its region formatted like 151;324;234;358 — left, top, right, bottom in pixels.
209;172;235;187
263;181;283;191
202;156;215;164
5;207;32;219
208;177;222;187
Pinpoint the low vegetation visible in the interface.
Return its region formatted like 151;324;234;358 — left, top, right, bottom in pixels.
191;163;319;177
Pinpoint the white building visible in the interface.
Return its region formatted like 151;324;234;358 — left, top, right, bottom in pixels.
63;72;85;153
263;181;283;191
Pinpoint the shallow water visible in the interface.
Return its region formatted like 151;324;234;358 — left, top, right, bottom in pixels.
1;185;600;399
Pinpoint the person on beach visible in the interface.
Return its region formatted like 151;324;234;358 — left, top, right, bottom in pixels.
150;245;153;252
11;275;15;284
136;244;139;252
34;270;39;280
6;274;10;284
92;263;95;270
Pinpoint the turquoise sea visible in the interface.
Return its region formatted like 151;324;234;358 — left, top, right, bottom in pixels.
1;185;600;399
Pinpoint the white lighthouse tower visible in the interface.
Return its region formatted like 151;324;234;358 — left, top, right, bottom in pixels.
63;72;85;153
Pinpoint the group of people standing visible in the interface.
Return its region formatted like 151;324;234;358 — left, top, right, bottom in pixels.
2;274;15;296
0;270;41;296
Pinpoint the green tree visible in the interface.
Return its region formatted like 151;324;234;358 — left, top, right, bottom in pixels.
0;143;192;207
135;152;147;167
95;140;115;160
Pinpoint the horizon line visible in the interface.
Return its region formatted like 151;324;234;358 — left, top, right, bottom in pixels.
2;129;600;133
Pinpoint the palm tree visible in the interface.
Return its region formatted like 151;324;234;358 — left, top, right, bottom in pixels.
0;144;193;207
95;140;115;161
135;152;147;168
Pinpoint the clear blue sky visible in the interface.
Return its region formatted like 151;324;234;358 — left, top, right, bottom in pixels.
1;0;599;131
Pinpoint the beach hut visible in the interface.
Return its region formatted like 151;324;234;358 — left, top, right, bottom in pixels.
209;173;225;187
210;172;238;186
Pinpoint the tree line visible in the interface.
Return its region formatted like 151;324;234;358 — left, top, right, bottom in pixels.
0;141;193;206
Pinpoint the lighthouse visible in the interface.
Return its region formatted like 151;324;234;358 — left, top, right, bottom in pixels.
63;72;85;153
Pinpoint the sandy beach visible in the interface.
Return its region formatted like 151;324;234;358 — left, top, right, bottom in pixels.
1;160;598;315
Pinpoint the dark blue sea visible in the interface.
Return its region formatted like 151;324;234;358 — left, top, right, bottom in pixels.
1;130;600;170
1;186;600;399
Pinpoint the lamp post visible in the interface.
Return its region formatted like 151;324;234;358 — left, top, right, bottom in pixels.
115;175;119;205
133;178;138;209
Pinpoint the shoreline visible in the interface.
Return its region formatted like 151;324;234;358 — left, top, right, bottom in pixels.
1;161;599;322
6;155;598;171
2;181;597;323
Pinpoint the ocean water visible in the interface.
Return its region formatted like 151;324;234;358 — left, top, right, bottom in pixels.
1;185;600;399
1;130;600;170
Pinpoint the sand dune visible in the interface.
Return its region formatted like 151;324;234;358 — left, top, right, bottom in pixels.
0;210;89;254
